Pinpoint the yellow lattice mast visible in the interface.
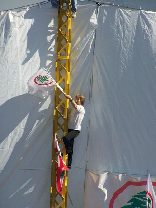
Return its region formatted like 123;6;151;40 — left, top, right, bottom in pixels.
50;0;71;207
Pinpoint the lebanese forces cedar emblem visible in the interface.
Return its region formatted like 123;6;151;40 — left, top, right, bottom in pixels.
34;74;54;85
121;190;152;208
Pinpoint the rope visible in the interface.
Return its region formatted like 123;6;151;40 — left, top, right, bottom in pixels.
0;1;50;12
88;0;156;12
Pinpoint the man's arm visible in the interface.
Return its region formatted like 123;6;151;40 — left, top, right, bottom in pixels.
65;94;77;109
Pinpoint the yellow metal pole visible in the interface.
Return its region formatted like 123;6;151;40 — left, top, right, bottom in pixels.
50;0;71;207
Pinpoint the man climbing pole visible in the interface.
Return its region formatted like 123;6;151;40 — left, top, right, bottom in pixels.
63;94;85;169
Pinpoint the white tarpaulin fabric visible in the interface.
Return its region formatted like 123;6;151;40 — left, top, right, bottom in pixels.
69;4;156;207
0;6;57;208
87;6;156;176
1;1;156;208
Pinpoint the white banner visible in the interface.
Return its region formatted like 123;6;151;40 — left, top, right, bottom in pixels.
84;171;156;208
27;68;56;99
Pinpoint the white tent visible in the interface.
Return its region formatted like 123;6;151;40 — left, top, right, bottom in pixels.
1;1;156;207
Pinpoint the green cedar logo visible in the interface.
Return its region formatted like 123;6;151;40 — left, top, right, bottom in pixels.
34;75;54;85
121;190;151;207
61;170;65;179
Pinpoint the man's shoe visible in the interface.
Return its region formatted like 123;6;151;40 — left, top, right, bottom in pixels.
72;11;76;18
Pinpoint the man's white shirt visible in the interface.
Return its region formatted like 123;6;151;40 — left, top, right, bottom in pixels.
68;105;85;131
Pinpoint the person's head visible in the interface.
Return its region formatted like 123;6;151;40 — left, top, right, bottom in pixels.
75;94;85;106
